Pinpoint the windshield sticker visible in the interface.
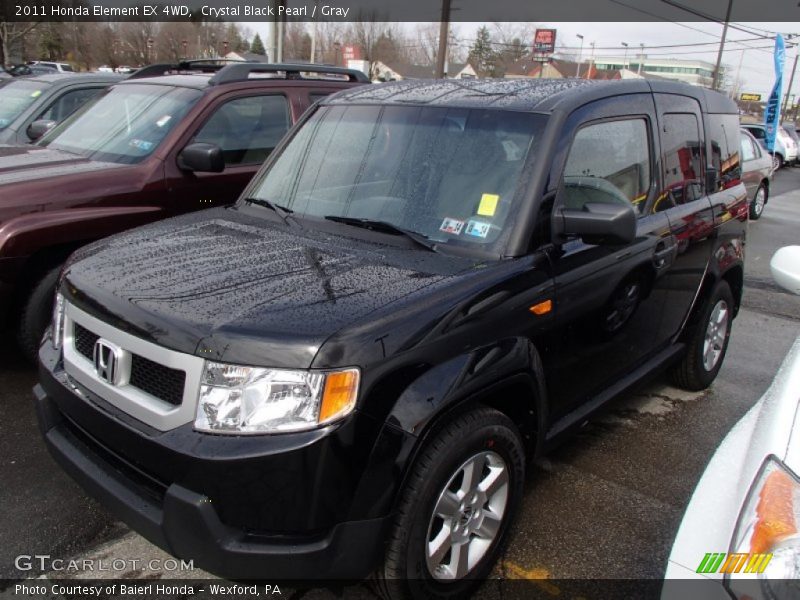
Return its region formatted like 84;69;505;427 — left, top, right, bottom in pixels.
30;90;42;98
477;193;499;217
129;139;155;152
156;115;172;128
465;220;491;238
440;218;465;235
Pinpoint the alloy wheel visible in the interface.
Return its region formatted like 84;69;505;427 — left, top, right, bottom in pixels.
703;299;729;371
425;451;509;581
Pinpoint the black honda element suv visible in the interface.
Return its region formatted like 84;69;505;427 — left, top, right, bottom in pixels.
35;79;746;599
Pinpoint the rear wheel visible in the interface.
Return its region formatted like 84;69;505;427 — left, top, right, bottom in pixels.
16;266;61;363
377;406;525;600
749;183;768;220
670;280;734;391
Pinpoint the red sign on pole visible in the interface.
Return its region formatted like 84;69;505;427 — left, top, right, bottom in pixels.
533;29;557;54
342;45;361;62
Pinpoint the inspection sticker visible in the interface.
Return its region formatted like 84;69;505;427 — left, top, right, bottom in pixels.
477;193;499;216
440;217;465;235
465;220;491;238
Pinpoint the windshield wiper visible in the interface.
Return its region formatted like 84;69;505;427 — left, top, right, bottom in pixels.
324;216;438;252
244;197;295;225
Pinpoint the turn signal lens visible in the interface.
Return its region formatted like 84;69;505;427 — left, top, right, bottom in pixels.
319;369;360;424
750;470;798;554
529;299;552;315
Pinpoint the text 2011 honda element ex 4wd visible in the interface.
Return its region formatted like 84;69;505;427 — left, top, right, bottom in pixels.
35;79;746;599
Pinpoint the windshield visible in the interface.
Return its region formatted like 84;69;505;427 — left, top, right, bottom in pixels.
0;79;51;129
40;84;202;164
246;105;544;251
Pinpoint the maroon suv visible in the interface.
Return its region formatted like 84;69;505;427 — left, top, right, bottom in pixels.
0;61;367;360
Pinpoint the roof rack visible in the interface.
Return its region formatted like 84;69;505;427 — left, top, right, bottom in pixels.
127;59;246;81
208;63;370;85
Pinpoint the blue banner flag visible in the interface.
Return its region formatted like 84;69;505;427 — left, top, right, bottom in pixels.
764;34;786;153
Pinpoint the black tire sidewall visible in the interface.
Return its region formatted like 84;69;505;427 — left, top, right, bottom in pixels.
750;184;766;220
689;281;734;388
400;414;525;599
17;266;61;362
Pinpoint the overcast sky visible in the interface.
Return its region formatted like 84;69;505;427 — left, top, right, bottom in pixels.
250;21;800;99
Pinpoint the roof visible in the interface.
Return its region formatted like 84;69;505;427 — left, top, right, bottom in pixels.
25;73;124;85
325;77;739;114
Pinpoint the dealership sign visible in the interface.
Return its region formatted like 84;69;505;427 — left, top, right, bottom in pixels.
764;34;785;153
740;93;762;102
533;29;557;54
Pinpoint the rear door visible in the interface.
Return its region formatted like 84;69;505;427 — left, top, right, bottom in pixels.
651;93;715;341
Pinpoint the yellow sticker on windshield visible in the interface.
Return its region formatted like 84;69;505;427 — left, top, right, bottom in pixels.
477;193;499;217
30;90;42;98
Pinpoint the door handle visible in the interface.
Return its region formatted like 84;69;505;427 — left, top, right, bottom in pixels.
653;240;676;269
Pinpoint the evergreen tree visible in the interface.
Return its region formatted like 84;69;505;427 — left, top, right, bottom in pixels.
250;33;266;56
468;26;496;77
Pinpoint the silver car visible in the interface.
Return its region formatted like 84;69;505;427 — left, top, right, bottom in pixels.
663;246;800;600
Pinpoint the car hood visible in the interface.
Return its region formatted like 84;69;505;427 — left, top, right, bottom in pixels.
665;337;800;582
63;207;480;368
0;144;123;186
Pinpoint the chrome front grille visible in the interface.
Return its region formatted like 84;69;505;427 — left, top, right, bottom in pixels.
63;302;205;432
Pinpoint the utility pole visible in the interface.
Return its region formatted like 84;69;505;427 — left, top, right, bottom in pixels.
309;0;317;63
712;0;734;91
782;47;798;116
621;42;628;71
435;0;451;79
585;41;595;79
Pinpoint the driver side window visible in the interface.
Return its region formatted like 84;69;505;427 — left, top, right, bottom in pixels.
562;119;651;214
193;95;290;166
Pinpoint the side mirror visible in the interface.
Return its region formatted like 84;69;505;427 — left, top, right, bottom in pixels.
177;142;224;173
559;202;637;246
771;246;800;295
27;119;56;141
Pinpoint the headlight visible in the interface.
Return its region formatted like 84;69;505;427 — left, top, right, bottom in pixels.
726;457;800;599
194;362;359;434
52;292;65;350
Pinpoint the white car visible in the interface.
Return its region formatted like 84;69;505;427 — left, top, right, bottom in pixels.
742;124;798;169
663;246;800;600
29;60;74;73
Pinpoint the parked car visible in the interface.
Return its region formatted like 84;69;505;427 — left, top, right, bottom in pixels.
0;67;11;80
742;123;798;169
663;246;800;600
0;61;368;361
29;61;74;73
740;128;773;220
0;73;122;144
7;63;58;76
34;79;747;598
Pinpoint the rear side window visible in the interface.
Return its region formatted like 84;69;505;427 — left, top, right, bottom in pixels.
37;87;100;122
309;92;330;104
194;95;290;166
562;118;651;214
658;113;704;209
707;114;742;191
740;134;759;161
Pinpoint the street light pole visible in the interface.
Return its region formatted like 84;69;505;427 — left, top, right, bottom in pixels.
575;34;584;77
622;42;629;71
712;0;734;91
637;43;644;75
586;41;595;79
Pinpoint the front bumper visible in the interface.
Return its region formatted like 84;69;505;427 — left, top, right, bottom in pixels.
34;349;392;580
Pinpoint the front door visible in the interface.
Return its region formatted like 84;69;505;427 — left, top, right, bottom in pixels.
540;94;674;419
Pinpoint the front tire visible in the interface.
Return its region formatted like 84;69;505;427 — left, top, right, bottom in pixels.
670;280;734;391
378;406;525;600
16;266;61;363
773;153;784;170
749;183;768;220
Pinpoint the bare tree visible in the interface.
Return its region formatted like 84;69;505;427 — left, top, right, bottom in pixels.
0;21;39;66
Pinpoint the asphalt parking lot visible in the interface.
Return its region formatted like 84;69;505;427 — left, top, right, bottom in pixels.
1;169;799;594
